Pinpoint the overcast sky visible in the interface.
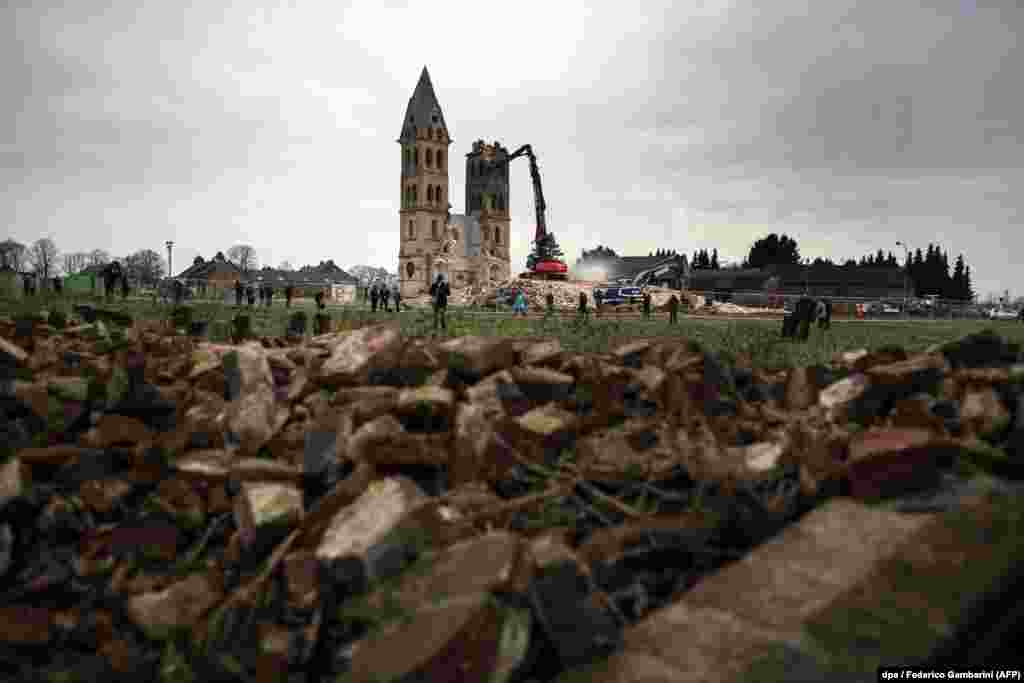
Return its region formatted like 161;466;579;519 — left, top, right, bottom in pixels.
3;0;1021;299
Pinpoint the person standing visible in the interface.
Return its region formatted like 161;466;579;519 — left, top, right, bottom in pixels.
513;289;528;316
120;274;129;300
314;290;326;311
246;284;256;307
234;280;244;307
642;291;652;319
381;286;391;313
593;288;604;317
578;290;589;321
370;284;379;312
392;285;402;313
430;274;449;331
545;290;555;316
284;285;293;308
668;294;679;324
265;285;273;307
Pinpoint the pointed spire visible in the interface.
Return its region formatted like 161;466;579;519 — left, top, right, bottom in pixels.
398;66;448;143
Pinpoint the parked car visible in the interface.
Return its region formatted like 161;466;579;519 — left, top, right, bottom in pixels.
987;307;1019;321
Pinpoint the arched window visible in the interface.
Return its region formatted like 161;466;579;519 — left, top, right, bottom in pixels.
437;150;444;170
452;228;459;241
406;261;415;278
426;149;433;167
408;220;414;239
483;226;491;241
494;227;501;244
412;185;417;202
431;220;438;239
435;186;442;204
414;148;419;166
427;186;434;202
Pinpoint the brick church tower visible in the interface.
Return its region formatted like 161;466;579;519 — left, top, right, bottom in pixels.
397;66;451;298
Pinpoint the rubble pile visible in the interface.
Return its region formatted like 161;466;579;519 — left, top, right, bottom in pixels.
404;278;705;312
1;307;1023;682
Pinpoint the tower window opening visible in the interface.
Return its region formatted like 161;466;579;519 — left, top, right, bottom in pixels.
483;226;490;241
408;220;415;239
431;220;438;239
436;185;442;204
427;186;434;201
494;227;501;244
437;150;444;170
414;148;418;166
426;149;433;167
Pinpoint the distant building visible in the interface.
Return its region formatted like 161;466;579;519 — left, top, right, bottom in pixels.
688;264;907;300
175;252;242;294
245;260;359;302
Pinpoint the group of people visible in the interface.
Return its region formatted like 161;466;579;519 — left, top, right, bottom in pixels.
233;281;300;308
368;281;401;312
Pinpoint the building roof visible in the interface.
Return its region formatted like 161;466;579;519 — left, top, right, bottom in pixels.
242;261;358;286
398;66;449;144
176;252;240;280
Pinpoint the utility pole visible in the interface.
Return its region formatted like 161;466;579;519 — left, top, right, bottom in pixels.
165;241;174;282
896;241;909;318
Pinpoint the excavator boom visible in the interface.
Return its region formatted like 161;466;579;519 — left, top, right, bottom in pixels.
506;144;547;243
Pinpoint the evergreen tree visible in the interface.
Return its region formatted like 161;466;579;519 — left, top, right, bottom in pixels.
691;251;699;269
951;254;967;300
527;232;565;271
963;265;975;302
743;233;801;269
711;248;719;269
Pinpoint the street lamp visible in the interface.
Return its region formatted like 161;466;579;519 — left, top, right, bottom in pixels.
165;241;174;282
896;241;909;317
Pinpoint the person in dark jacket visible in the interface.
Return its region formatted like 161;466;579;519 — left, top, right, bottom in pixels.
578;291;589;320
234;280;244;307
381;286;391;313
172;279;185;306
120;275;129;300
545;290;555;316
53;277;63;295
103;261;122;302
369;284;379;312
265;285;273;307
284;285;294;308
642;291;652;319
782;296;830;340
392;286;401;313
429;274;450;331
314;290;326;311
668;294;680;324
246;285;256;307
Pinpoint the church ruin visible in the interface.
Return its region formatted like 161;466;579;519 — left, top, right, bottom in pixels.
397;67;512;298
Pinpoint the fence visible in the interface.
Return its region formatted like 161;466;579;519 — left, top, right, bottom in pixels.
686;290;1003;320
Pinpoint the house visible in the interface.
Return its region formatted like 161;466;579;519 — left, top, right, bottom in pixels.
175;252;242;295
245;260;359;302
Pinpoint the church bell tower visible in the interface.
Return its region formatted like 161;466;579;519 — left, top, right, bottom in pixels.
397;66;451;298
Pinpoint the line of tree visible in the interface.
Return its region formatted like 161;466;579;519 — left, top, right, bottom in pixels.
690;248;719;270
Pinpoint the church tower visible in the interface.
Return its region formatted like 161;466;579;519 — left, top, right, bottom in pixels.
398;66;451;298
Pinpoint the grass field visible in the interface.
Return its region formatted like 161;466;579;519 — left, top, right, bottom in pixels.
4;292;1024;369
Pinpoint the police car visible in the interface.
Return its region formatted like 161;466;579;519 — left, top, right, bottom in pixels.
593;285;644;306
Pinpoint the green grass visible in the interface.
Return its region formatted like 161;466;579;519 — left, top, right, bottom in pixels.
3;292;1023;368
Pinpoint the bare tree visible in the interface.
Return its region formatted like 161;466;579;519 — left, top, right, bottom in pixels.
64;252;89;275
29;238;60;279
124;249;166;287
278;260;293;271
227;244;258;274
89;249;111;266
0;239;28;271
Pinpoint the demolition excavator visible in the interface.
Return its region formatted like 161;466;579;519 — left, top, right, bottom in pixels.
504;144;568;281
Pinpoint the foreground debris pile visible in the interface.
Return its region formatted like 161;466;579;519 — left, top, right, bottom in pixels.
1;308;1023;682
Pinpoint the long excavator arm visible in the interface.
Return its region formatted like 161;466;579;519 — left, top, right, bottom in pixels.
505;144;547;243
